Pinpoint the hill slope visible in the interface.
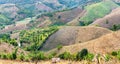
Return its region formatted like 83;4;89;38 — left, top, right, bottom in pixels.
90;7;120;29
81;0;118;23
49;30;120;55
41;26;112;51
69;0;119;26
28;7;83;28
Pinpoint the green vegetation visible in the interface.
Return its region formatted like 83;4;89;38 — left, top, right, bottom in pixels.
111;50;120;60
59;52;73;60
80;0;119;25
18;9;34;18
0;48;18;60
0;50;46;61
0;34;18;46
0;14;11;27
20;26;58;51
57;44;63;50
111;24;120;31
76;49;88;60
59;49;94;61
84;53;94;61
111;51;117;56
104;54;111;61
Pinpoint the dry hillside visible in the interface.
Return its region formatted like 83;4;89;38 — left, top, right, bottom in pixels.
0;43;27;55
67;10;86;26
49;30;120;55
54;8;83;23
91;7;120;29
41;26;112;51
28;8;83;28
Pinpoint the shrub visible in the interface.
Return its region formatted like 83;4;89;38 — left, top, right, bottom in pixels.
104;54;111;61
0;54;7;59
28;52;46;61
17;53;24;61
9;39;18;46
111;51;117;56
9;48;18;60
76;49;88;60
24;55;30;61
47;54;54;59
84;53;94;61
37;52;45;60
59;52;72;60
57;44;63;50
47;52;57;59
117;50;120;60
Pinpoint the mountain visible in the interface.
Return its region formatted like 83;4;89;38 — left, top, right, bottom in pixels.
0;0;103;29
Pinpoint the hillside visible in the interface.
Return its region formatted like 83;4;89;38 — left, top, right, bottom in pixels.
41;26;112;51
48;30;120;55
0;43;27;55
1;0;120;63
90;7;120;30
73;0;119;26
0;18;31;34
28;7;83;28
81;0;118;22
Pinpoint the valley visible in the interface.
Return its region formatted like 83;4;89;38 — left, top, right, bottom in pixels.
0;0;120;64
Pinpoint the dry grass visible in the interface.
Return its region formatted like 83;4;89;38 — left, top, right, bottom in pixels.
41;26;112;51
0;59;95;64
67;10;87;26
48;30;120;55
0;59;120;64
54;8;83;23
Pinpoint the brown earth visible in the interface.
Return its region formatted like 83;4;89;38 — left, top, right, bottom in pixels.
0;59;120;64
41;26;112;51
54;8;83;23
67;10;87;26
48;30;120;55
91;7;120;29
0;43;27;55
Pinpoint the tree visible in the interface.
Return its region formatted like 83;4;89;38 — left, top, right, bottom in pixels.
76;49;88;60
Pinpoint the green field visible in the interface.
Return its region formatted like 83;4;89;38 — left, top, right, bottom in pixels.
80;0;119;25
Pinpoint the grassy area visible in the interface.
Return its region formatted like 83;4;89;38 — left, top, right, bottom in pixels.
80;0;119;25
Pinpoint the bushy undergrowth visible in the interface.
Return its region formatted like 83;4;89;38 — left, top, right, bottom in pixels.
20;26;58;51
0;34;18;46
111;50;120;60
0;48;18;60
59;49;94;61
